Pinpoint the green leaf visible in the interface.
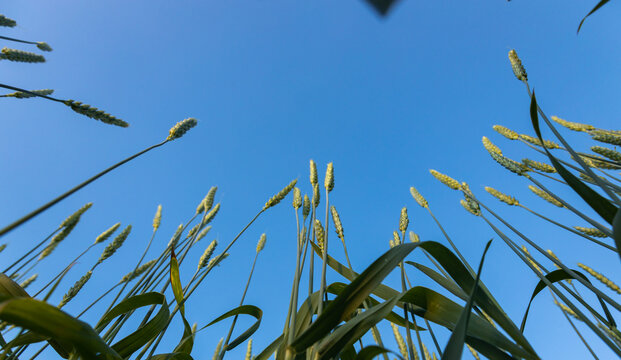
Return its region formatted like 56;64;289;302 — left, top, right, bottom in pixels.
290;243;418;353
577;0;610;33
401;287;537;360
0;294;121;359
613;208;621;262
365;0;399;15
354;345;404;360
95;292;170;358
170;250;185;316
408;262;468;301
169;250;194;355
254;334;284;360
199;305;262;351
529;91;618;227
316;295;402;359
520;269;616;331
441;240;492;360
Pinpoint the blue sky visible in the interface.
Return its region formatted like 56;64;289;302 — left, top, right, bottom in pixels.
1;0;620;359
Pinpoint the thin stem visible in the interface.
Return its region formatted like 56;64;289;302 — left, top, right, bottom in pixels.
2;228;59;273
0;140;169;238
0;36;38;45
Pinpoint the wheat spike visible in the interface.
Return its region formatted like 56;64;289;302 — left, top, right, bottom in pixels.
528;185;562;207
399;207;409;233
39;221;79;260
2;89;54;99
466;344;481;360
547;249;571;284
390;323;409;360
330;206;344;240
302;194;311;219
519;134;560;149
196;186;217;214
422;343;431;360
256;233;267;253
522;159;556;173
393;231;401;246
120;259;156;283
482;136;502;155
553;299;580;321
64;100;129;127
95;222;121;244
0;15;17;27
264;179;298;210
481;310;496;328
324;162;334;192
196;226;212;242
460;199;481;216
97;225;132;265
429;169;461;190
312;183;321;208
310;159;318;186
573;226;608;238
493;125;519;140
591;146;621;162
198;240;218;270
591;131;621;146
61;202;93;227
409;186;428;208
409;231;420;243
212;338;224;360
59;271;92;308
315;219;325;254
293;187;302;209
167;118;197;140
485;186;519;206
245;339;253;360
19;274;38;290
207;253;229;270
578;263;621;294
521;246;541;274
1;47;45;63
551;116;594;132
35;42;52;52
508;49;527;81
488;151;527;175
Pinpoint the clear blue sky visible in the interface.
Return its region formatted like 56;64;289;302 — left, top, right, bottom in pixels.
1;1;620;359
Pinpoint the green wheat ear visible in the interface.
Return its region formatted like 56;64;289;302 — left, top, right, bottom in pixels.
263;179;297;210
578;263;621;294
315;219;325;254
292;187;302;209
551;116;594;132
493;125;519;140
1;89;54;98
245;339;253;360
0;47;45;63
0;15;17;27
429;169;461;190
409;186;428;208
330;206;344;239
573;226;608;238
153;205;162;231
485;186;519;206
196;186;217;214
36;42;53;52
309;159;318;186
120;259;156;283
591;146;621;162
528;185;563;207
256;233;267;253
522;159;556;173
482;136;502;155
399;207;409;233
508;49;527;81
94;223;121;244
324;162;334;192
519;134;560;149
167;117;198;140
64;100;129;127
591;130;621;146
198;240;218;270
59;271;92;308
